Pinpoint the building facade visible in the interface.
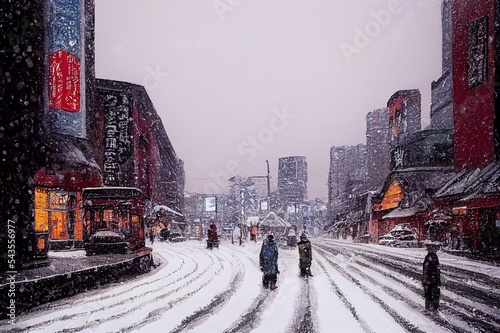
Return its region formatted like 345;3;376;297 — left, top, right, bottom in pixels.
366;108;391;188
1;1;50;269
452;0;500;170
0;1;185;267
93;79;185;213
277;156;308;212
430;0;500;258
387;89;421;147
429;0;454;130
328;145;368;209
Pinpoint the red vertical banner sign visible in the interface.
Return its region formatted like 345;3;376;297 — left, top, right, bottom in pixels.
49;50;81;112
48;0;84;137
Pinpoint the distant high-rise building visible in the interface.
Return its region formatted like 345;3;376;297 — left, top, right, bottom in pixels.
248;176;268;201
366;108;391;188
429;0;454;130
277;156;308;208
387;89;421;146
328;145;368;210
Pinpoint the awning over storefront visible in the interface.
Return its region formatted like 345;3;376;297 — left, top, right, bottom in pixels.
434;162;500;201
382;206;420;219
153;204;183;217
259;212;291;228
34;134;103;190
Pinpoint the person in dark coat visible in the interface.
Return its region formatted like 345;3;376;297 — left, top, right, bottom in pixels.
259;234;279;289
207;221;219;249
297;233;313;277
422;242;441;311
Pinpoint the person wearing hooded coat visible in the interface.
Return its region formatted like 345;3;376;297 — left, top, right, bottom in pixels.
422;243;441;311
259;234;279;289
207;221;219;249
297;233;313;277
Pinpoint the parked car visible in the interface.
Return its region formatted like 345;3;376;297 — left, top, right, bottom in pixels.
378;223;419;248
378;234;399;247
85;229;129;255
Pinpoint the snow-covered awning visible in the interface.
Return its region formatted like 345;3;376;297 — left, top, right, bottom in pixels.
153;205;183;216
434;162;500;200
258;212;291;228
382;207;420;219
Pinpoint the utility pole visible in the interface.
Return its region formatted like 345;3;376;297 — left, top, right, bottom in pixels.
266;160;271;212
240;188;245;226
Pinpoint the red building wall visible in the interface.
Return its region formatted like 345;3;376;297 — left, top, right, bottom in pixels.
93;79;183;212
453;0;497;170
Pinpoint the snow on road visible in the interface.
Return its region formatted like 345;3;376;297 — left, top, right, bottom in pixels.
3;239;499;333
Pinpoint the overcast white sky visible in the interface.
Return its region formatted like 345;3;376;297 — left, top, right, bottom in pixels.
95;0;442;200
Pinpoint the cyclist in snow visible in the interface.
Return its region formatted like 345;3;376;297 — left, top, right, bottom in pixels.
259;234;280;289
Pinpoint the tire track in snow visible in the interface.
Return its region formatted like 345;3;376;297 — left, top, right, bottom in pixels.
169;271;244;332
320;241;500;332
222;289;278;333
12;249;213;333
222;243;288;333
314;256;375;333
288;278;315;333
322;239;500;297
119;250;230;333
24;247;180;315
319;248;426;333
316;245;454;333
78;250;222;333
345;261;476;333
351;258;500;332
168;249;246;333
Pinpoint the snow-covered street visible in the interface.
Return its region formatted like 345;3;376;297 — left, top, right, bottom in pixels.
3;239;500;333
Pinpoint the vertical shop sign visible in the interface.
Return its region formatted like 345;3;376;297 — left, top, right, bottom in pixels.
48;0;84;137
103;93;132;186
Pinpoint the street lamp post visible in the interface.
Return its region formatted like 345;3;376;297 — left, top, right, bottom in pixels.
266;160;271;211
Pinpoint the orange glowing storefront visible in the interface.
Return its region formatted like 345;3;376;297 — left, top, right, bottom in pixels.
371;178;404;243
33;157;102;253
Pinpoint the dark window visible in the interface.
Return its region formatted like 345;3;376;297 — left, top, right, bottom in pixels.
467;16;489;89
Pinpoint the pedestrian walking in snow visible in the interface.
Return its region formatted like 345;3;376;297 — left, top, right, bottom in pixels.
422;242;441;311
207;221;219;249
251;225;258;242
297;233;313;277
259;234;279;290
232;224;243;245
149;231;155;244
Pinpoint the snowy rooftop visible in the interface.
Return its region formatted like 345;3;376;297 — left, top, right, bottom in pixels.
434;162;500;200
